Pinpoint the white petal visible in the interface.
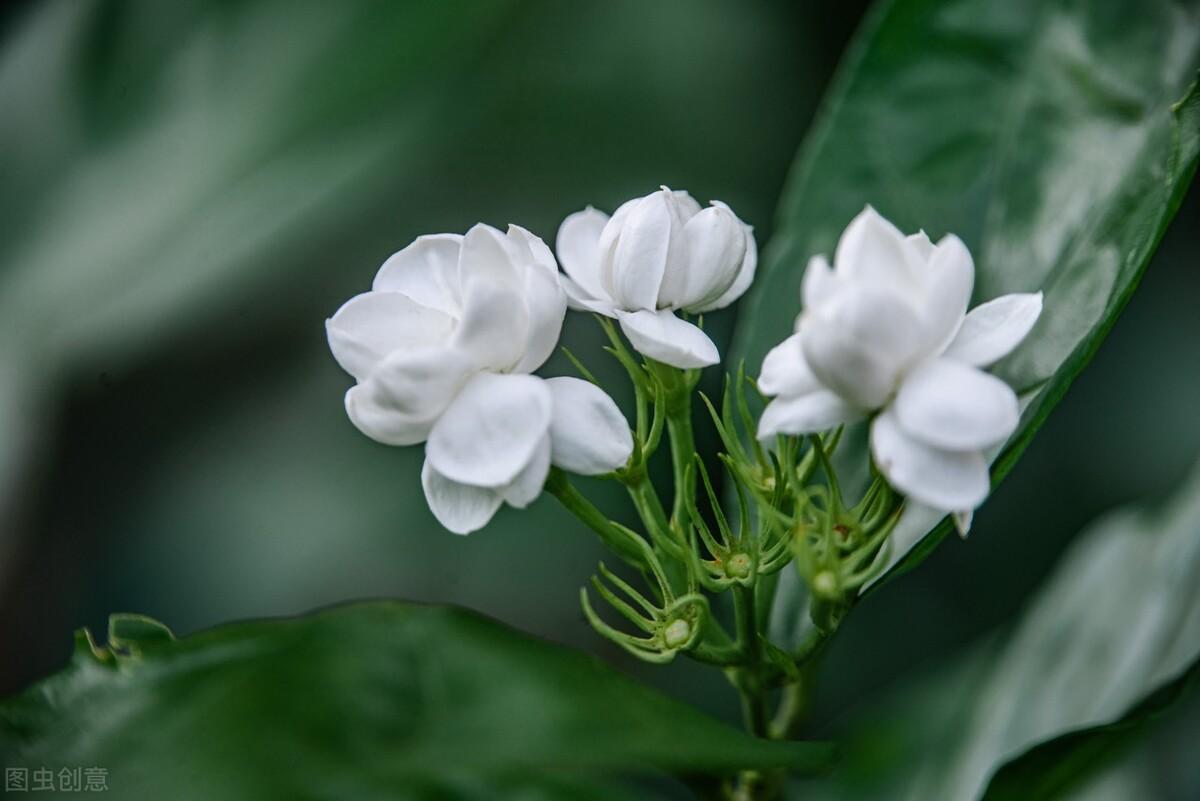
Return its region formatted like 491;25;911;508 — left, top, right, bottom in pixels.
668;203;746;311
601;191;671;310
594;196;641;300
326;291;454;381
561;275;617;316
500;435;551;508
616;309;719;369
893;358;1019;451
427;372;552;487
953;509;974;537
649;188;696;310
833;206;923;299
917;234;973;352
801;284;928;409
906;231;934;261
693;222;757;313
459;223;522;288
372;234;463;316
343;348;476;446
870;408;990;511
556;207;610;300
421;458;502;535
506;224;559;276
599;196;640;243
344;385;431;446
452;274;530;372
513;257;567;374
944;292;1044;367
801;254;840;309
757;333;819;397
670;189;703;220
757;391;863;441
498;225;567;373
546;377;633;475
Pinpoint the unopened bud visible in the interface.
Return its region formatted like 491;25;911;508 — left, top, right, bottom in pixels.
813;570;839;599
664;619;692;649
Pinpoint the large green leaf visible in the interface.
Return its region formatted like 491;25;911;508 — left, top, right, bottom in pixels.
732;0;1200;591
794;457;1200;801
0;602;833;800
979;661;1199;801
1052;689;1200;801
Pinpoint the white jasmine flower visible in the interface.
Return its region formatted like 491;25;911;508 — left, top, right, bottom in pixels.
757;206;1042;518
327;224;631;534
556;186;757;369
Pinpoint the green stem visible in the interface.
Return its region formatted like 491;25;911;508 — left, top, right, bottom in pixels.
628;475;693;597
625;474;672;545
793;625;829;665
769;661;818;741
811;432;843;511
754;571;780;632
546;469;645;568
666;404;696;532
730;584;768;740
733;584;759;662
736;680;768;741
768;624;833;740
769;682;808;742
735;629;836;801
810;596;848;635
691;641;744;667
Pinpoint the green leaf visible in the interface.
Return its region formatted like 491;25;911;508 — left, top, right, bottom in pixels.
970;465;1200;799
730;0;1200;588
1;602;833;799
798;457;1200;801
979;661;1200;801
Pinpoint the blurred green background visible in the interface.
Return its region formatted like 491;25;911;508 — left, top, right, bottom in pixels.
1;0;1197;767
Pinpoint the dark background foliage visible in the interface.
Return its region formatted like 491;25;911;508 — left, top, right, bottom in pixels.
1;0;1197;773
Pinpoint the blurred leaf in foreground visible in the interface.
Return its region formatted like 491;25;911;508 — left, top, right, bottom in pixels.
794;456;1200;801
0;0;515;566
0;602;833;800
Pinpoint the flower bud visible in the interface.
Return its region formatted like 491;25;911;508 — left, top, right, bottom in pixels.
663;619;692;649
812;570;839;599
556;187;757;369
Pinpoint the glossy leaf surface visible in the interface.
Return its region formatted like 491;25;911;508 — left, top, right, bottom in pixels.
734;0;1200;592
1;602;834;799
